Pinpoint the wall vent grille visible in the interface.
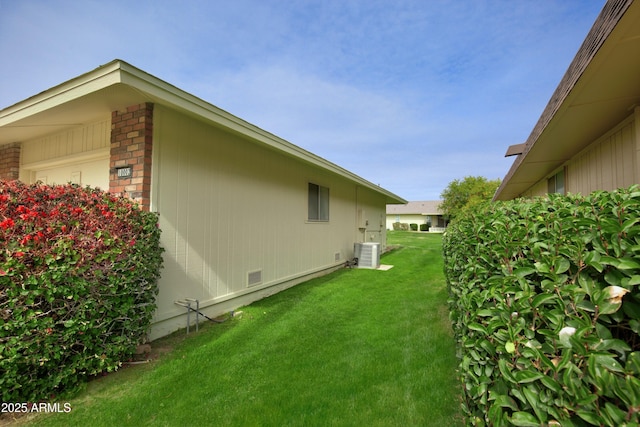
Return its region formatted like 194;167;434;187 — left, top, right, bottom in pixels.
247;270;263;287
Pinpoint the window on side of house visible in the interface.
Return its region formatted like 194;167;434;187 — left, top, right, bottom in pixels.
547;169;565;195
308;182;329;221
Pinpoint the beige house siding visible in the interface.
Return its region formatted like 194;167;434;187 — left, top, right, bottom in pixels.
0;60;405;340
520;114;638;198
19;118;110;188
353;184;388;245
567;116;637;195
385;214;426;230
149;105;387;338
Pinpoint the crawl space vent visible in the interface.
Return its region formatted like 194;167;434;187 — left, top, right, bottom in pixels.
247;270;263;287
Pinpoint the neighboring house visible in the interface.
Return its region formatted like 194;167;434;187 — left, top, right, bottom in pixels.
0;59;406;340
385;201;447;232
494;0;640;201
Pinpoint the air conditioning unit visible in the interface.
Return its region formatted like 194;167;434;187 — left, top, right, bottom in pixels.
354;242;380;269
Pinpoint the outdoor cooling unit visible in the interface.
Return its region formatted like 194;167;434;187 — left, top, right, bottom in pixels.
354;242;381;269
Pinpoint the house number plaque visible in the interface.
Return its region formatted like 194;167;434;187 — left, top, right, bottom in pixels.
116;166;133;179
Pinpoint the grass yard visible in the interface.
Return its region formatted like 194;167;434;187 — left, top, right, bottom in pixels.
13;231;462;427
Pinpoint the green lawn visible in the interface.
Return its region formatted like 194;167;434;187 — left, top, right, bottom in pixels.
18;231;462;427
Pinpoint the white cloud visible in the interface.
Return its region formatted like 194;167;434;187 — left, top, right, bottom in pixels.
0;0;606;200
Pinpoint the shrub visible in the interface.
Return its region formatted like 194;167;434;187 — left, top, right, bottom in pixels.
0;181;163;402
409;223;418;231
443;187;640;426
393;222;409;231
420;224;429;232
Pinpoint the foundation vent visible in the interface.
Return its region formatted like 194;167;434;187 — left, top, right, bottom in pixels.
247;270;263;287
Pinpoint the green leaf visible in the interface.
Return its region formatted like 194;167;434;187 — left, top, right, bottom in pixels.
622;217;640;232
553;258;570;274
490;393;519;410
576;409;601;425
498;358;516;384
604;270;623;287
476;309;495;317
603;402;626;426
534;261;550;274
576;300;596;312
592;354;624;373
479;339;496;357
510;411;540;427
522;386;546;422
531;293;556;308
595;339;631;354
617;257;640;270
539;375;561;393
514;370;544;384
622;275;640;287
624;375;640;407
505;342;515;354
467;322;488;334
598;300;623;315
514;267;536;278
600;255;620;268
576;393;598;406
578;272;597;296
583;251;603;272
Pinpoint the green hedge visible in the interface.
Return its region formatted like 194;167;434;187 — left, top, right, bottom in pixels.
443;187;640;426
0;181;163;402
393;222;409;231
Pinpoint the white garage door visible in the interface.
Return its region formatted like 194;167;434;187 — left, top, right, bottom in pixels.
34;158;109;190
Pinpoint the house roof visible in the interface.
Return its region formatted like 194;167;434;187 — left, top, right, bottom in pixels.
0;59;406;204
386;201;442;215
494;0;640;201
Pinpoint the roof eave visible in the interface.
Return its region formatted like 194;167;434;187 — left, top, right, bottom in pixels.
1;60;406;204
494;0;639;201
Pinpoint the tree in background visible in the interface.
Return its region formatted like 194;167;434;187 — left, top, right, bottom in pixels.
440;176;501;221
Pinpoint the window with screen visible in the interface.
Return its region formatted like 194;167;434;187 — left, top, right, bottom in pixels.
308;183;329;221
547;169;565;195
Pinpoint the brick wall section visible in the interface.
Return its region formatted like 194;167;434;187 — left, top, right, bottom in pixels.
0;142;21;181
110;103;153;211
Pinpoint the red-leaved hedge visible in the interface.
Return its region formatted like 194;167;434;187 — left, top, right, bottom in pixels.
0;181;163;402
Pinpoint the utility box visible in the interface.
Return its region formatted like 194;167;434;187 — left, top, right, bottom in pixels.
354;242;380;269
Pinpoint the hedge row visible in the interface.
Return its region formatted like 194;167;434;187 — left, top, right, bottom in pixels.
0;181;163;402
443;187;640;426
392;222;430;231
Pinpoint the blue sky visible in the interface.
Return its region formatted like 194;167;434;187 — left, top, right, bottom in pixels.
0;1;605;200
